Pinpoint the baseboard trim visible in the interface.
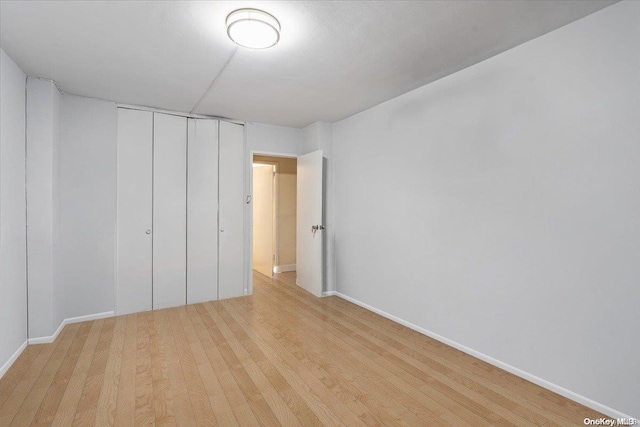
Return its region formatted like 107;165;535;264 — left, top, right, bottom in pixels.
28;311;115;345
273;264;296;273
0;340;28;379
322;291;337;297
28;319;66;345
334;292;634;421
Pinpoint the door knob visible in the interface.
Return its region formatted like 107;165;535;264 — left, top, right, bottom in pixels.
220;228;225;232
145;229;151;235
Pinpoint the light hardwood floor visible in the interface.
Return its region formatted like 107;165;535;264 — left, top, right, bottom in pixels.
0;271;604;426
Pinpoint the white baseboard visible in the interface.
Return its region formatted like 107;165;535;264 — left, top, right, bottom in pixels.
273;264;296;273
0;340;28;379
28;311;114;345
322;291;337;297
28;319;67;345
334;292;634;421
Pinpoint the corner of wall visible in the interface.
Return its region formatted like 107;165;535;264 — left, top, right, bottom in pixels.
26;77;63;339
0;47;28;377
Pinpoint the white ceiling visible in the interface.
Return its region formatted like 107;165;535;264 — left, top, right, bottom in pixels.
0;1;616;128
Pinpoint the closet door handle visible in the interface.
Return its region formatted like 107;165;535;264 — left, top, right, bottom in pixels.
220;228;225;232
145;229;151;235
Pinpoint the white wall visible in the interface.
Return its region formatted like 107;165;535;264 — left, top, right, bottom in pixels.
25;85;116;340
247;122;303;156
302;122;336;293
0;48;28;375
332;1;639;418
26;78;64;338
58;95;117;318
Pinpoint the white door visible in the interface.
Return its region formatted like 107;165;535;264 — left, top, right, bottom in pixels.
218;121;245;299
116;108;153;315
252;164;274;277
187;119;219;304
296;150;324;297
153;113;187;309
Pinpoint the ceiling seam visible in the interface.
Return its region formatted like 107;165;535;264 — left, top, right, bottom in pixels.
189;47;238;114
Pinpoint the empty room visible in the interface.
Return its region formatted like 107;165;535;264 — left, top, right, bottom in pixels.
0;1;638;425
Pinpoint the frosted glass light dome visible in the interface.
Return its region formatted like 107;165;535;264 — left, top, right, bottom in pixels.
226;9;280;49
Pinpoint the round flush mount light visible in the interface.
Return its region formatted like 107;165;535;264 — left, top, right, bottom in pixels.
226;8;281;49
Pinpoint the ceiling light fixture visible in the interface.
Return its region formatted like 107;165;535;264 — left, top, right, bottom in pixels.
226;8;280;49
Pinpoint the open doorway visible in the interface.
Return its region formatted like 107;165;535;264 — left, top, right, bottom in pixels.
252;154;297;280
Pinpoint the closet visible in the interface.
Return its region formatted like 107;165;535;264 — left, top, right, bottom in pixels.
116;108;244;315
153;113;187;310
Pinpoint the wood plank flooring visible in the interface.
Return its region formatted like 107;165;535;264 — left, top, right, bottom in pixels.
0;271;604;426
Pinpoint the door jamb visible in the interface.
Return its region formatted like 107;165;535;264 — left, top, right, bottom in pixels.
252;161;277;278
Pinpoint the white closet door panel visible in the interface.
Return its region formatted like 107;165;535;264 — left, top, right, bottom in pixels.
187;119;219;304
153;113;187;309
116;108;153;315
218;121;245;299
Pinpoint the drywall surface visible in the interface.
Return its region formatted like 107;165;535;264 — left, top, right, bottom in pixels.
247;122;303;156
302;122;335;293
0;48;28;371
58;95;117;318
26;78;64;338
332;1;640;417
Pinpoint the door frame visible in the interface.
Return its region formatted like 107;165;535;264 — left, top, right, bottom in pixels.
252;161;277;277
247;150;298;295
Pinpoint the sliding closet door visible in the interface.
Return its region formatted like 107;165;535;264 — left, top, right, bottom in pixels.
153;113;187;309
116;108;153;315
187;119;219;304
218;121;245;299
